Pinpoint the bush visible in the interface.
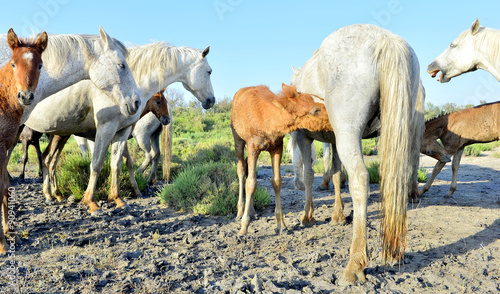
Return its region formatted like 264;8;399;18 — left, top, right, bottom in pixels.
158;160;271;216
366;160;380;184
57;150;147;201
417;167;428;183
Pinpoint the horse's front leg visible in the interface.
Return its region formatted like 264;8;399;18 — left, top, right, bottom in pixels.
146;128;162;185
108;126;134;208
83;124;118;214
319;142;332;190
297;132;315;225
418;160;447;196
48;135;70;201
0;163;8;254
233;132;246;221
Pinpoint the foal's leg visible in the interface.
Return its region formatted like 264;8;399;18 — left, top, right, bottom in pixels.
239;143;260;235
271;142;286;234
330;145;346;225
297;132;315;225
418;160;447;196
135;129;153;175
41;135;61;202
233;131;246;221
448;147;464;198
19;138;29;181
33;137;43;178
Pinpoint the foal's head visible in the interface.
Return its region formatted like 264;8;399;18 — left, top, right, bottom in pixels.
7;28;48;106
144;88;170;125
279;83;332;131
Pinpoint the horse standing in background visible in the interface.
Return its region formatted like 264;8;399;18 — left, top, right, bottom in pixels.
291;24;425;282
231;84;331;235
419;102;500;197
18;126;44;180
0;29;47;254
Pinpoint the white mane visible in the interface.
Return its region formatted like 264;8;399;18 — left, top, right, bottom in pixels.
42;34;128;72
126;42;202;87
458;26;500;66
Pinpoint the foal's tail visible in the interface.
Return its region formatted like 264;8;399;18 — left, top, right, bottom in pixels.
375;33;422;263
161;102;173;182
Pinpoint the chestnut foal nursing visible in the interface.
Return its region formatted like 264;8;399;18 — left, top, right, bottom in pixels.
231;84;331;235
0;29;47;254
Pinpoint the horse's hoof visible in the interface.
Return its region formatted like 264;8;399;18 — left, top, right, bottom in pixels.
300;216;315;226
90;209;103;217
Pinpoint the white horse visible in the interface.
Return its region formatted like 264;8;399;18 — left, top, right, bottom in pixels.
74;97;173;184
26;42;214;214
0;27;140;124
291;24;425;282
428;19;500;82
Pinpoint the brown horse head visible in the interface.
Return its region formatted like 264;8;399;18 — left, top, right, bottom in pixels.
143;88;170;125
278;83;332;132
7;28;48;106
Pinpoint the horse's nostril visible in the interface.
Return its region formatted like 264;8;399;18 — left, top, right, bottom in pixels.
134;100;140;110
28;92;34;101
17;92;21;99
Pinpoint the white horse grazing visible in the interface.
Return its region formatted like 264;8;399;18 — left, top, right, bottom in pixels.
291;24;425;282
26;43;214;214
0;27;140;124
428;19;500;82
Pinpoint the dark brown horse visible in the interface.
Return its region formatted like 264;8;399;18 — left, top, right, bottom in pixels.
231;84;331;235
419;101;500;197
0;29;47;254
18;126;44;180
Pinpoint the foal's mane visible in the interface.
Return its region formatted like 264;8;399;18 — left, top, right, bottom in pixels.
126;42;202;87
42;34;128;71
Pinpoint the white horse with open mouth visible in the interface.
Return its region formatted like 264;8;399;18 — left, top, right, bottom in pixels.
291;24;424;282
428;19;500;82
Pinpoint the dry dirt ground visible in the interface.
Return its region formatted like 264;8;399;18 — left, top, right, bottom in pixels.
0;148;499;293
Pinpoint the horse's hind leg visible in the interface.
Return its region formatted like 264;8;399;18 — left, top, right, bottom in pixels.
319;143;332;190
19;138;29;181
146;128;162;185
448;147;464;198
297;132;315;225
271;141;286;234
330;145;345;225
123;143;142;197
108;127;133;208
34;134;43;178
135;129;152;175
48;135;70;202
418;160;447;196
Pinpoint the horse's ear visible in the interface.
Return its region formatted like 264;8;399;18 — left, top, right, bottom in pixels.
202;46;210;58
161;87;166;94
471;18;480;35
291;65;297;74
7;28;19;51
35;32;48;53
282;83;297;98
99;26;115;51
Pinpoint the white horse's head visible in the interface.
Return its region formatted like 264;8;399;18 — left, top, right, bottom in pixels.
88;27;140;116
180;46;215;109
428;19;484;83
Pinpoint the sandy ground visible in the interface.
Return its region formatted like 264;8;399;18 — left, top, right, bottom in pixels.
0;148;499;293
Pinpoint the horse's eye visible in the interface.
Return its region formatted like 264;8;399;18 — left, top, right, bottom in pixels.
208;70;212;75
449;43;457;48
38;64;43;70
11;63;15;69
118;63;126;69
156;100;161;107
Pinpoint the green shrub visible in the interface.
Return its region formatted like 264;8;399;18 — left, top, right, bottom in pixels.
158;161;271;216
57;150;147;201
417;167;428;183
464;143;493;157
366;160;380;184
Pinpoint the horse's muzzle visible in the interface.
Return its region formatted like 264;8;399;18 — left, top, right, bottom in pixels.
202;97;215;110
161;115;170;126
17;91;34;106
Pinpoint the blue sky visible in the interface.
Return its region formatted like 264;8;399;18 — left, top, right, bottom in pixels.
2;1;500;107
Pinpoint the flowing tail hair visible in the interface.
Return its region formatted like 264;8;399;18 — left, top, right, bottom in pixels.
374;33;422;263
161;102;173;182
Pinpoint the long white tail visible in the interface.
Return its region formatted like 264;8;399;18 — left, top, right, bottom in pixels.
375;33;422;262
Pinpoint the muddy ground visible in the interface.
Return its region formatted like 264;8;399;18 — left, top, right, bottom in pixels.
0;149;499;293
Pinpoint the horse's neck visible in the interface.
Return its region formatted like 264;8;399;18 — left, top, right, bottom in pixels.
36;58;89;100
133;49;192;102
0;66;25;121
477;30;500;81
